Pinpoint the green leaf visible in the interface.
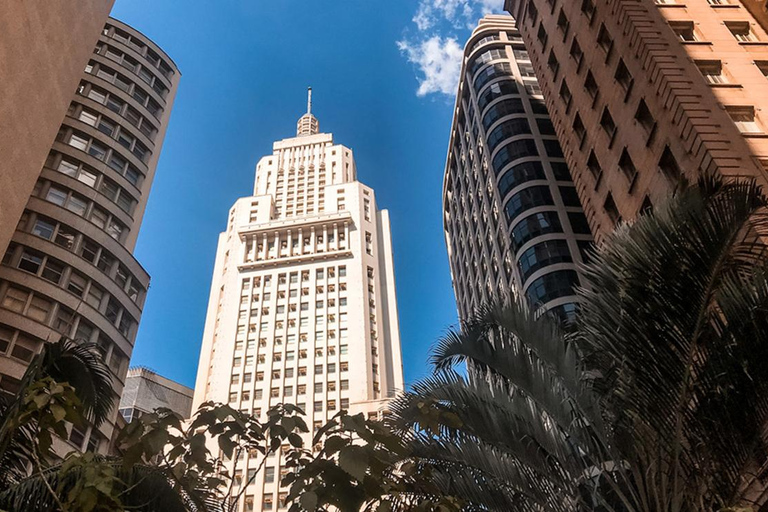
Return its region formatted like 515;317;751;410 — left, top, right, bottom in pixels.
338;445;368;481
299;491;318;511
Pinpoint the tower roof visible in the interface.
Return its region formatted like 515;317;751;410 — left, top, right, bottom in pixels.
296;87;319;136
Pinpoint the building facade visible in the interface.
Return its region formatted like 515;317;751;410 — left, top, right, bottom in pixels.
192;93;404;511
0;18;179;454
505;0;768;241
0;0;115;253
443;15;593;323
119;367;194;422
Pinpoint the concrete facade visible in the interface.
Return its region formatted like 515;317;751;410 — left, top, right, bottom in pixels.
505;0;768;242
0;0;115;254
119;367;194;422
192;94;404;511
444;16;593;323
0;18;179;454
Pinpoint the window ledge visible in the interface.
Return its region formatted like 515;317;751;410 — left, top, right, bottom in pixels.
681;41;713;46
656;3;687;7
710;3;740;7
741;132;768;138
708;83;743;88
738;41;768;46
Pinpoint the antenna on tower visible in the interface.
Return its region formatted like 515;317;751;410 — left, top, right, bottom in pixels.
307;87;312;115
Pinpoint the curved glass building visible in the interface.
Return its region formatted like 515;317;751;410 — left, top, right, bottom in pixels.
0;18;179;453
443;15;592;323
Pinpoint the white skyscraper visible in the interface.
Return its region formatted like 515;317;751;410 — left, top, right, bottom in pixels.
192;90;404;511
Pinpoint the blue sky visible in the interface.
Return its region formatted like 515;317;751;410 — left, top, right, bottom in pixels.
111;0;501;389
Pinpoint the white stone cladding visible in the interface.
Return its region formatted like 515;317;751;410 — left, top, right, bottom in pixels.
192;114;404;511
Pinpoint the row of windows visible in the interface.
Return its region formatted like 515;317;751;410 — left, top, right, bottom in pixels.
104;24;175;80
54;154;138;215
19;212;145;304
517;239;573;281
0;285;130;373
78;81;159;145
231;380;351;401
37;180;127;244
67;114;150;165
2;246;138;340
504;185;582;225
525;269;580;307
97;42;169;99
84;62;163;119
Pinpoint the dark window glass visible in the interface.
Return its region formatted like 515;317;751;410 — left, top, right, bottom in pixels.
482;98;524;129
492;138;539;174
549;302;578;325
511;211;563;252
550;162;571;181
544;139;564;158
537;119;556;135
487;118;532;152
518;239;573;281
504;185;554;224
525;270;580;306
477;80;518;111
474;62;513;92
498;161;546;199
568;212;591;234
468;48;507;77
578;240;594;264
559;187;582;207
530;98;548;114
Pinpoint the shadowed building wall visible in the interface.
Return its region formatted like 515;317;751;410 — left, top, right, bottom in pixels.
0;0;115;253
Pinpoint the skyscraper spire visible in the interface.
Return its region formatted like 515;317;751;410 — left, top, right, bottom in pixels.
297;86;319;136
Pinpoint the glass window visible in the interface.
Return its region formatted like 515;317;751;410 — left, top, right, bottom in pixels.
66;195;88;216
67;272;87;297
525;270;580;306
569;212;592;235
45;187;68;206
88;141;107;161
482;97;525;129
517;240;573;281
77;168;98;188
41;259;65;284
492;138;539;174
32;218;55;240
474;62;513;92
106;95;124;113
68;134;88;151
477;80;519;111
487;118;532;153
504;185;554;224
498;161;546;199
511;211;563;253
27;295;51;322
18;250;43;274
90;207;108;229
86;284;104;309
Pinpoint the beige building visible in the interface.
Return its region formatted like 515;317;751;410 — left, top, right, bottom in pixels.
444;15;593;323
504;0;768;241
0;0;115;253
192;91;404;511
0;18;179;454
119;367;194;422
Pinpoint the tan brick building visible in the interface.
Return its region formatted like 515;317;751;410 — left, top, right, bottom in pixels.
0;1;115;253
504;0;768;241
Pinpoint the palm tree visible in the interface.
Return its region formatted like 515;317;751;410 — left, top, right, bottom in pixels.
0;337;114;486
390;175;768;511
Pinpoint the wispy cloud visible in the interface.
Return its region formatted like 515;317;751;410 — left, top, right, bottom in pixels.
398;0;504;98
397;36;464;97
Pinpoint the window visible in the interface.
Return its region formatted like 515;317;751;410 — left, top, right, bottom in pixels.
618;148;638;182
544;140;563;158
537;24;548;46
658;145;681;180
569;212;592;235
487;118;532;152
696;60;727;84
477;80;518;111
604;193;621;224
27;295;51;322
573;114;586;145
559;187;581;207
569;38;583;66
597;24;613;53
584;71;599;100
727;22;757;42
67;272;87;298
614;59;632;91
727;106;761;133
492;139;539;174
41;259;64;284
547;51;559;77
498;161;546;199
525;270;579;306
559;80;572;107
557;9;570;34
504;186;554;223
600;108;617;140
18;249;43;274
634;99;656;133
511;212;562;252
2;287;28;313
587;150;602;181
482;98;524;129
518;240;573;281
756;61;768;78
581;0;596;21
86;284;104;309
670;21;698;42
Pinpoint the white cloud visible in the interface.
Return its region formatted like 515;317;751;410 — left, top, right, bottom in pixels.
399;0;505;97
412;0;503;31
397;36;464;97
